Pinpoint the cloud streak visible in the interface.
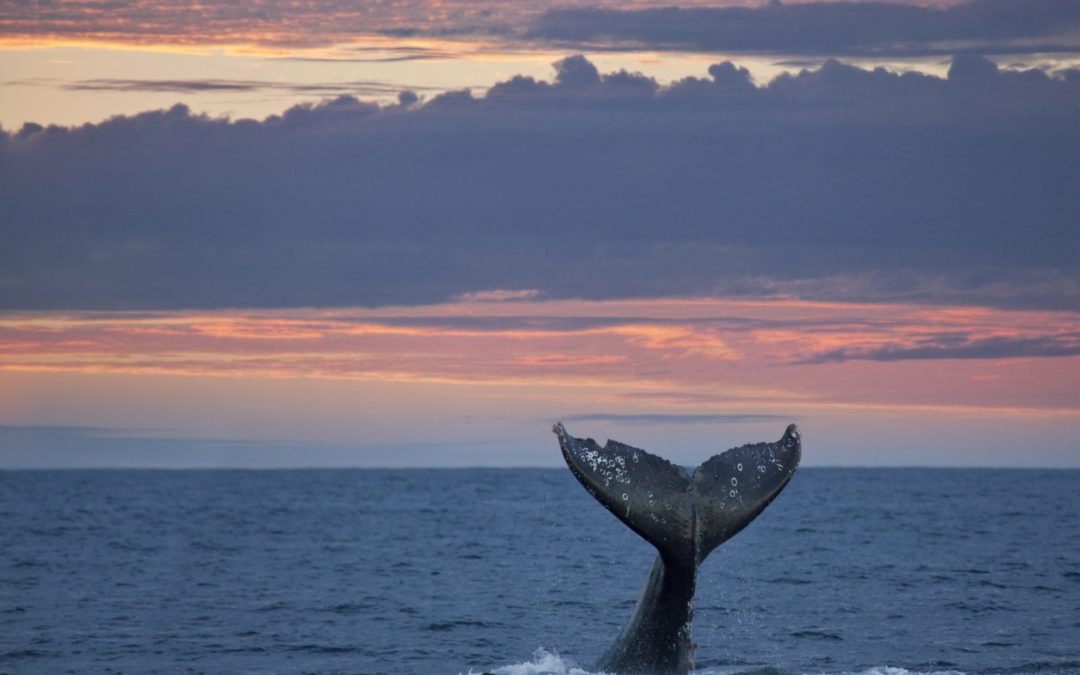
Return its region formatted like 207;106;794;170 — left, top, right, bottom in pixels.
4;77;443;99
61;78;437;96
804;334;1080;363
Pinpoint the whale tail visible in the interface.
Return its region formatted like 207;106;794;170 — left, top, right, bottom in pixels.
553;423;801;674
553;423;801;567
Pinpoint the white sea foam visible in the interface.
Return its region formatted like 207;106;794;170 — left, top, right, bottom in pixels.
468;656;968;675
819;669;966;675
465;648;600;675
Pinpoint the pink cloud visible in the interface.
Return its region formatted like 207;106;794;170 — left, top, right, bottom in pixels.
0;297;1077;417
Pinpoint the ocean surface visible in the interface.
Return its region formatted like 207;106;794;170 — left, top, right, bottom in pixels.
1;467;1079;675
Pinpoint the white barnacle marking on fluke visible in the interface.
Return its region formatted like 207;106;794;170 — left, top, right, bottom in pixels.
576;440;637;490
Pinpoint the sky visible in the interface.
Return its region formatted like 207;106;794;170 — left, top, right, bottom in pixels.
1;0;1078;468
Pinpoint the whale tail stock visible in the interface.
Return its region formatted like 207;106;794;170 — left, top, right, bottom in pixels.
552;423;802;674
553;422;801;568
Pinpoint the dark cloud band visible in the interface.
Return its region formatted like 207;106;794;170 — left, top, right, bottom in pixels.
529;0;1080;56
2;56;1078;311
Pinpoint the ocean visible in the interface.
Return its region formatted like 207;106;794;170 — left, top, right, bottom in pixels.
1;468;1078;675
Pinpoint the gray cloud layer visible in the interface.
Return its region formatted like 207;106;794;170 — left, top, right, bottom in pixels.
2;56;1078;310
530;0;1080;56
803;333;1080;364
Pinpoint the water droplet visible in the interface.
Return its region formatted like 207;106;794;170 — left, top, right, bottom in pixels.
622;493;629;501
737;463;743;472
730;477;738;486
729;489;736;498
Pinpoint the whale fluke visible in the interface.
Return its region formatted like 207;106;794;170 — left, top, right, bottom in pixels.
691;424;801;562
553;423;694;567
552;422;801;674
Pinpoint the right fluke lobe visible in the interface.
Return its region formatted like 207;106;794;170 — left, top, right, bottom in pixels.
691;423;801;562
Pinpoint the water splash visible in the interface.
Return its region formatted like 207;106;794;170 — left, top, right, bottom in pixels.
467;648;600;675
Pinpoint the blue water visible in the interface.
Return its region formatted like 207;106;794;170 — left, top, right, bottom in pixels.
2;468;1079;675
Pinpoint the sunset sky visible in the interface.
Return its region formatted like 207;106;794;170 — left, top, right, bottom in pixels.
1;0;1078;468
